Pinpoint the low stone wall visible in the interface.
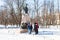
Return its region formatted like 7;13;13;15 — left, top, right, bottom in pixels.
20;29;28;33
20;29;34;33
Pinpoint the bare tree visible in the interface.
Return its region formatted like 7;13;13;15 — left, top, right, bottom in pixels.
3;0;19;28
34;0;41;24
42;0;47;27
3;0;26;27
14;0;26;27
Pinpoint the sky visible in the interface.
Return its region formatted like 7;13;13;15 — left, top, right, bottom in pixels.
0;0;60;18
0;0;4;6
0;0;60;10
26;0;60;18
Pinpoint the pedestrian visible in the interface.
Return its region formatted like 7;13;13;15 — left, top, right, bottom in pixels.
34;22;39;34
27;22;32;34
30;23;33;34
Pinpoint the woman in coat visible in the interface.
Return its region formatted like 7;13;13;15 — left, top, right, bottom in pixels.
34;22;39;34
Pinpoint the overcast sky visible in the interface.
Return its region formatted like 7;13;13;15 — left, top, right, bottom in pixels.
0;0;4;6
0;0;60;18
0;0;60;9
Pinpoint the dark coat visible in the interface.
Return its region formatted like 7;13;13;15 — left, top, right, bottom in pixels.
30;24;33;30
34;23;39;31
27;24;32;30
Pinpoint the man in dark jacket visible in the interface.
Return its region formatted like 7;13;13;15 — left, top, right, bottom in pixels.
27;23;32;34
30;24;33;34
34;22;39;34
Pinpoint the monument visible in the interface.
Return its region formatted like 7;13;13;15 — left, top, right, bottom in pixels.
21;4;30;23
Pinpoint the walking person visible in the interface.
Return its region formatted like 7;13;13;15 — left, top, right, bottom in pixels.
27;22;32;34
30;23;33;34
34;22;39;34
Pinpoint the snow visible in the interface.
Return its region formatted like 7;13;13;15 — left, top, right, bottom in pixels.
0;32;60;40
0;25;60;40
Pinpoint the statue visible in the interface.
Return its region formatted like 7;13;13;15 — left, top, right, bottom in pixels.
24;4;28;14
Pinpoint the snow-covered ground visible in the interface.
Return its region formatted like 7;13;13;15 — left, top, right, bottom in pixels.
0;25;60;40
0;33;60;40
0;30;60;40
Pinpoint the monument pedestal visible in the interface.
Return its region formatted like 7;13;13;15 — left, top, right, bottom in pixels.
20;14;31;33
21;14;31;23
20;29;28;33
